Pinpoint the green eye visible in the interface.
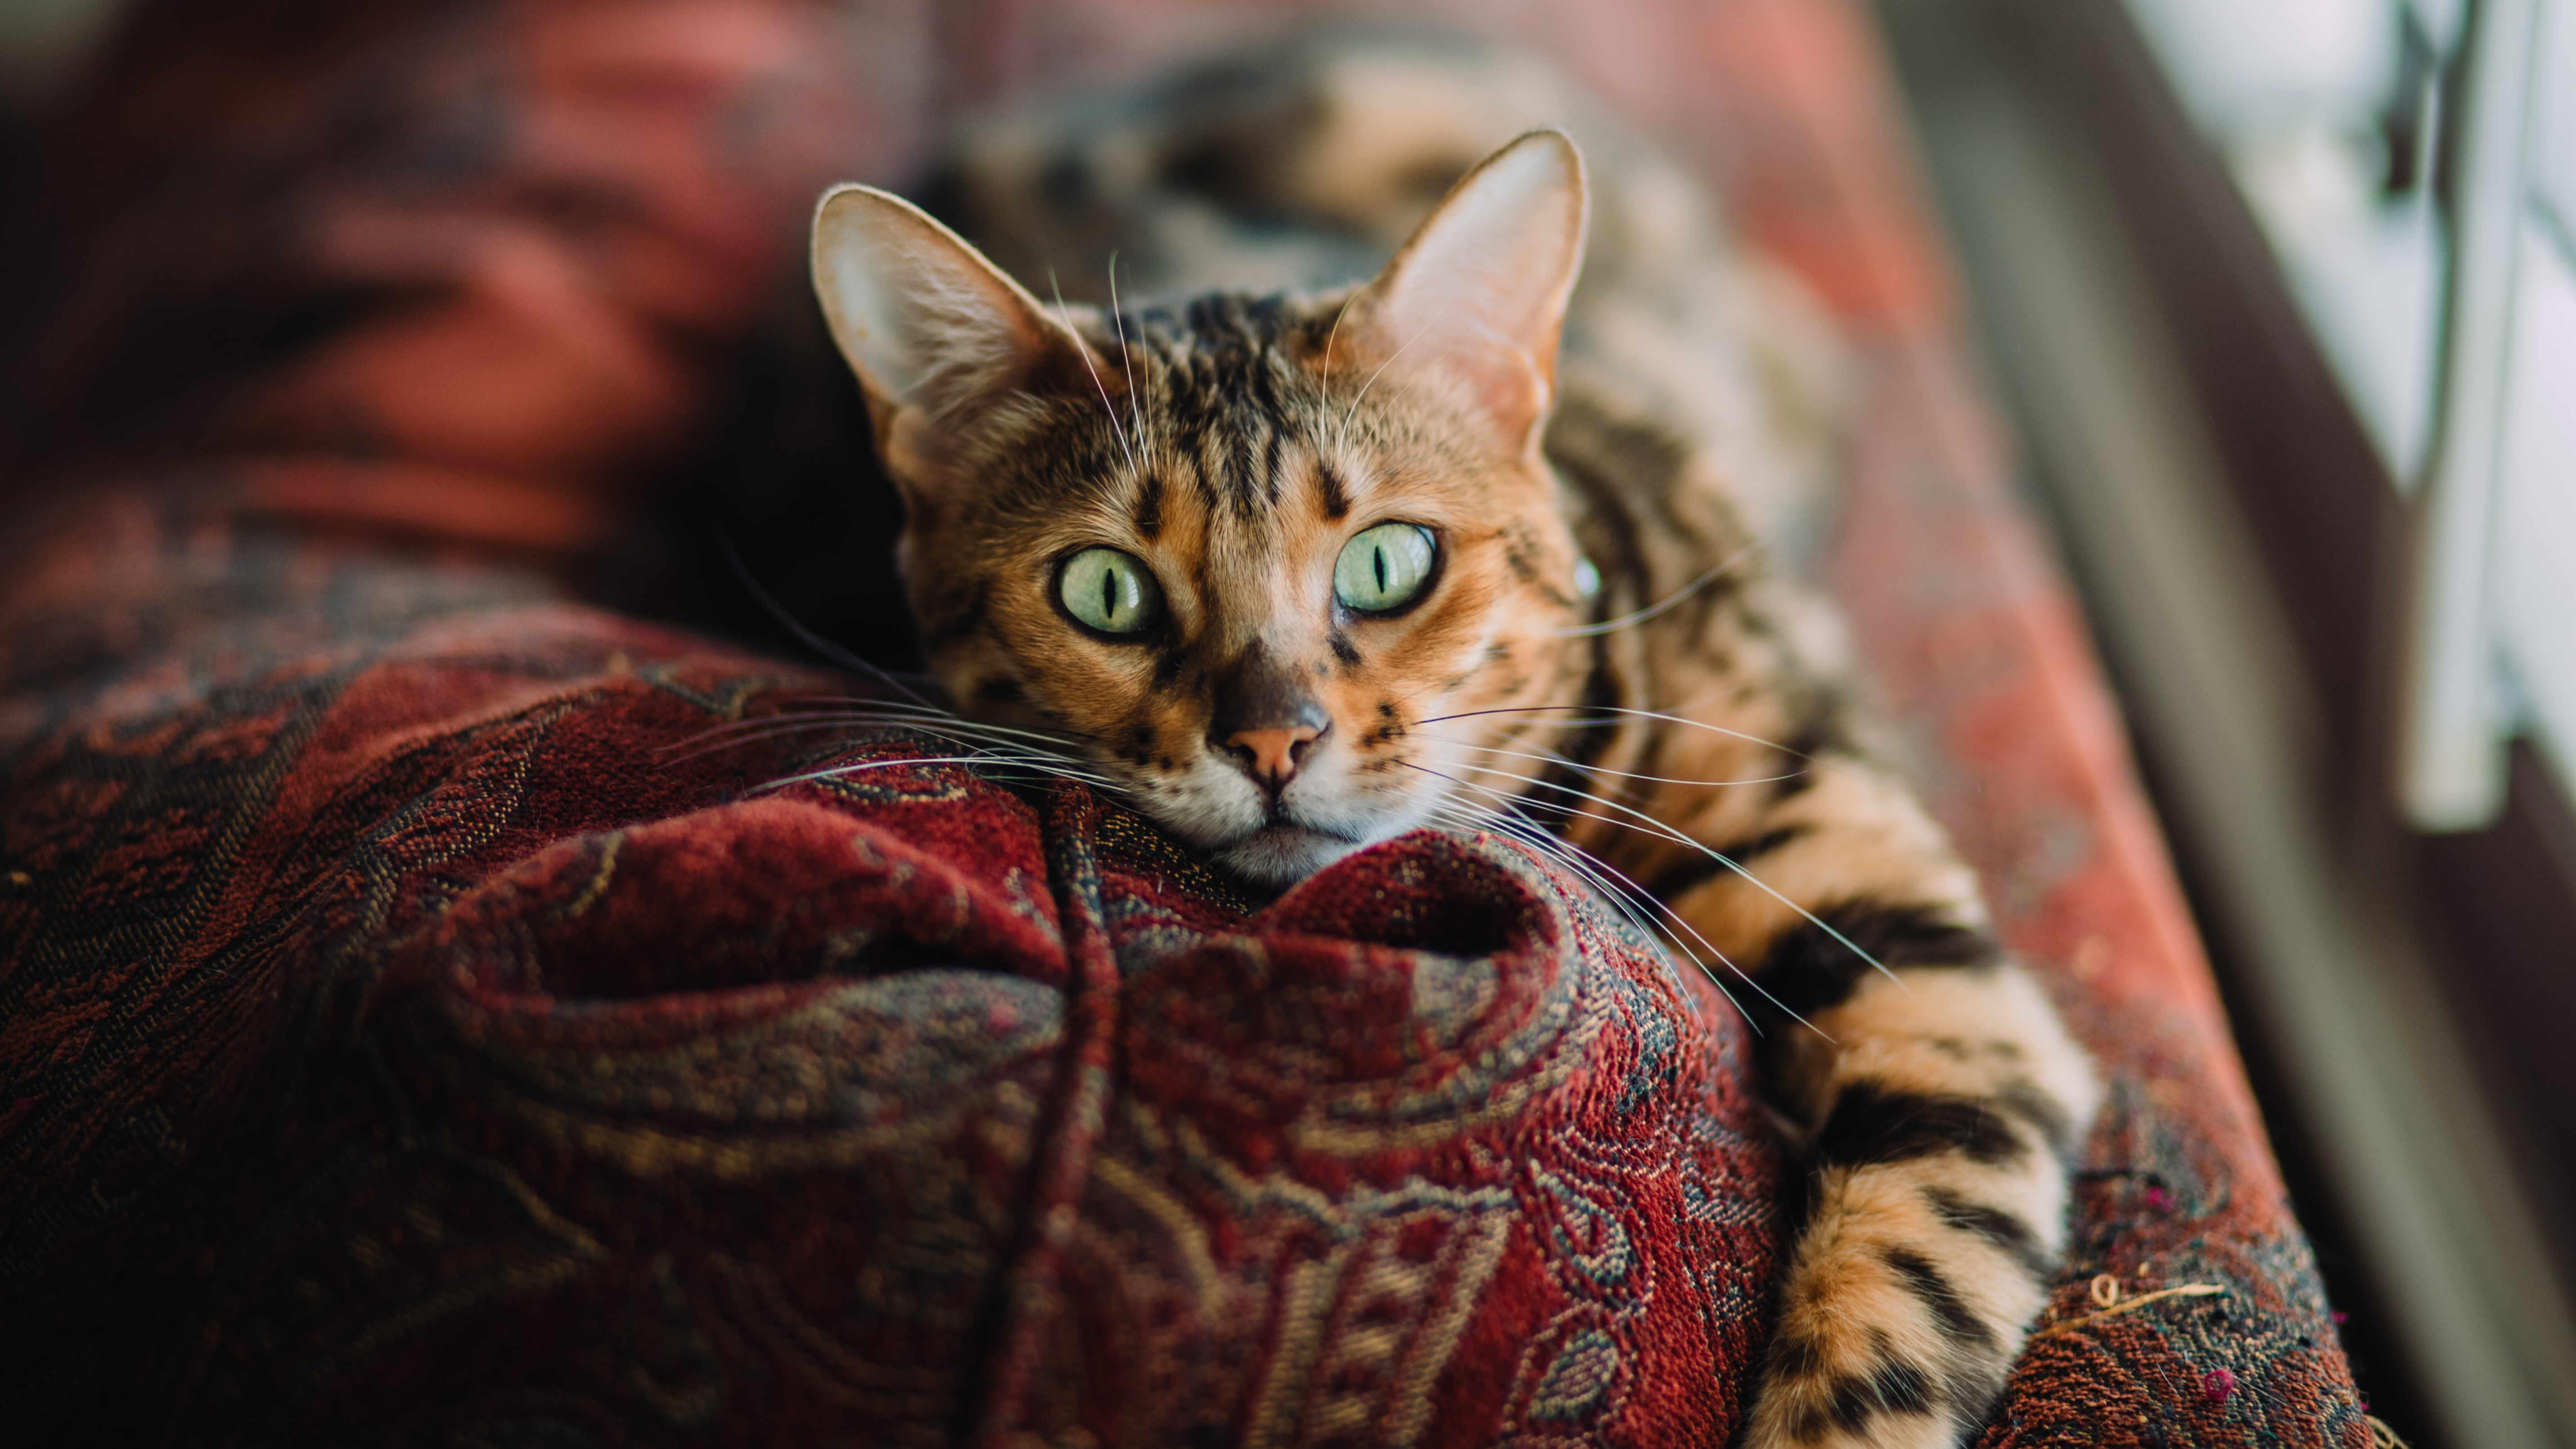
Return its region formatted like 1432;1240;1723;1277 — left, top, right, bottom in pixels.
1058;547;1163;635
1334;522;1438;614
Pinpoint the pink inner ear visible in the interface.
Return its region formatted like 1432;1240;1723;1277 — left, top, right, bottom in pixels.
1349;133;1587;447
813;184;1092;432
1458;343;1554;444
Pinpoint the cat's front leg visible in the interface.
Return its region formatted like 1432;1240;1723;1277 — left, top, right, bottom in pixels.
1743;954;2095;1448
1650;756;2100;1448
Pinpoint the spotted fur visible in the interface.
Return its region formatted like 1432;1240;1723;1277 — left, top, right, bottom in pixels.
811;31;2097;1448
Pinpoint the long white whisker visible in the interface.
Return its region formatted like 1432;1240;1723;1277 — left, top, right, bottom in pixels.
1106;251;1150;461
751;696;1103;748
755;711;1096;753
1415;793;1819;1036
1049;265;1137;479
760;752;1123;794
661;719;904;762
773;729;1111;773
1425;738;1804;791
667;705;1094;753
718;535;938;709
1415;704;1802;756
1452;821;1765;1033
663;716;1100;769
1422;801;1692;963
1422;801;1683;961
1319;289;1355;399
696;698;1119;789
1556;544;1760;637
1406;756;1896;986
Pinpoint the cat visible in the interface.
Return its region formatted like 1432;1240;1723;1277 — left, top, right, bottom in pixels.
804;32;2099;1449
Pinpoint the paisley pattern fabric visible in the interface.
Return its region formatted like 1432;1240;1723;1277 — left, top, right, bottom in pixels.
0;0;2369;1444
0;494;1776;1445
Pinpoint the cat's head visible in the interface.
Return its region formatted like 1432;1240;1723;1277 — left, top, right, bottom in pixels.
811;131;1590;886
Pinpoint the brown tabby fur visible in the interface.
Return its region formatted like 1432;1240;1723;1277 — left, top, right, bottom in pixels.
809;30;2099;1449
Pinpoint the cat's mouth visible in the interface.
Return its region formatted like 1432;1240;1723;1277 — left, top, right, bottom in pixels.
1135;757;1393;887
1211;815;1369;888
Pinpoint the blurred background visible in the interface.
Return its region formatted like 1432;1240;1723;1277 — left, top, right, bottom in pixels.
2;0;2571;1444
1873;3;2576;1444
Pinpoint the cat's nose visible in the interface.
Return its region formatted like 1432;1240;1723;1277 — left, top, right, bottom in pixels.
1210;642;1331;796
1222;723;1325;794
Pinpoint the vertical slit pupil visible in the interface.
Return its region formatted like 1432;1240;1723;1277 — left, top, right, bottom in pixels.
1102;567;1118;622
1374;547;1388;593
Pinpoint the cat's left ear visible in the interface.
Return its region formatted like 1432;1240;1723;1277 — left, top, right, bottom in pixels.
811;183;1094;475
1342;130;1589;454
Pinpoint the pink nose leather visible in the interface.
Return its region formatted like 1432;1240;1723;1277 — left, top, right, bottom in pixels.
1225;724;1321;791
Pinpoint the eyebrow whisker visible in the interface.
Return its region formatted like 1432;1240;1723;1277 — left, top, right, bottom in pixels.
1049;264;1139;481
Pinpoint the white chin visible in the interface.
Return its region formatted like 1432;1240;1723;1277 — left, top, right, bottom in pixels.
1213;824;1365;888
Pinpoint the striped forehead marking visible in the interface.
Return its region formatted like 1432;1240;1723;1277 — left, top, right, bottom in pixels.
1123;293;1319;521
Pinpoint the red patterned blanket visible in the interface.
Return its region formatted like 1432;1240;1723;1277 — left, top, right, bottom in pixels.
1;498;1777;1443
0;0;2370;1444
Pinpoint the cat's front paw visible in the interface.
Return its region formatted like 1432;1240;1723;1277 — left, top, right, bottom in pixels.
1740;1338;1980;1449
1737;1161;2050;1449
1739;1298;1991;1449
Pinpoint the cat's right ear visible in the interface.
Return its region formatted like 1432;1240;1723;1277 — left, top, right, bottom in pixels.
1341;130;1588;458
811;184;1088;474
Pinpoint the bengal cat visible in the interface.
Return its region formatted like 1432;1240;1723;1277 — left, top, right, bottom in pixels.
801;32;2099;1449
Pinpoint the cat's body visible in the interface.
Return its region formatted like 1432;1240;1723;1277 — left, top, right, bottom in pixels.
808;31;2098;1449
